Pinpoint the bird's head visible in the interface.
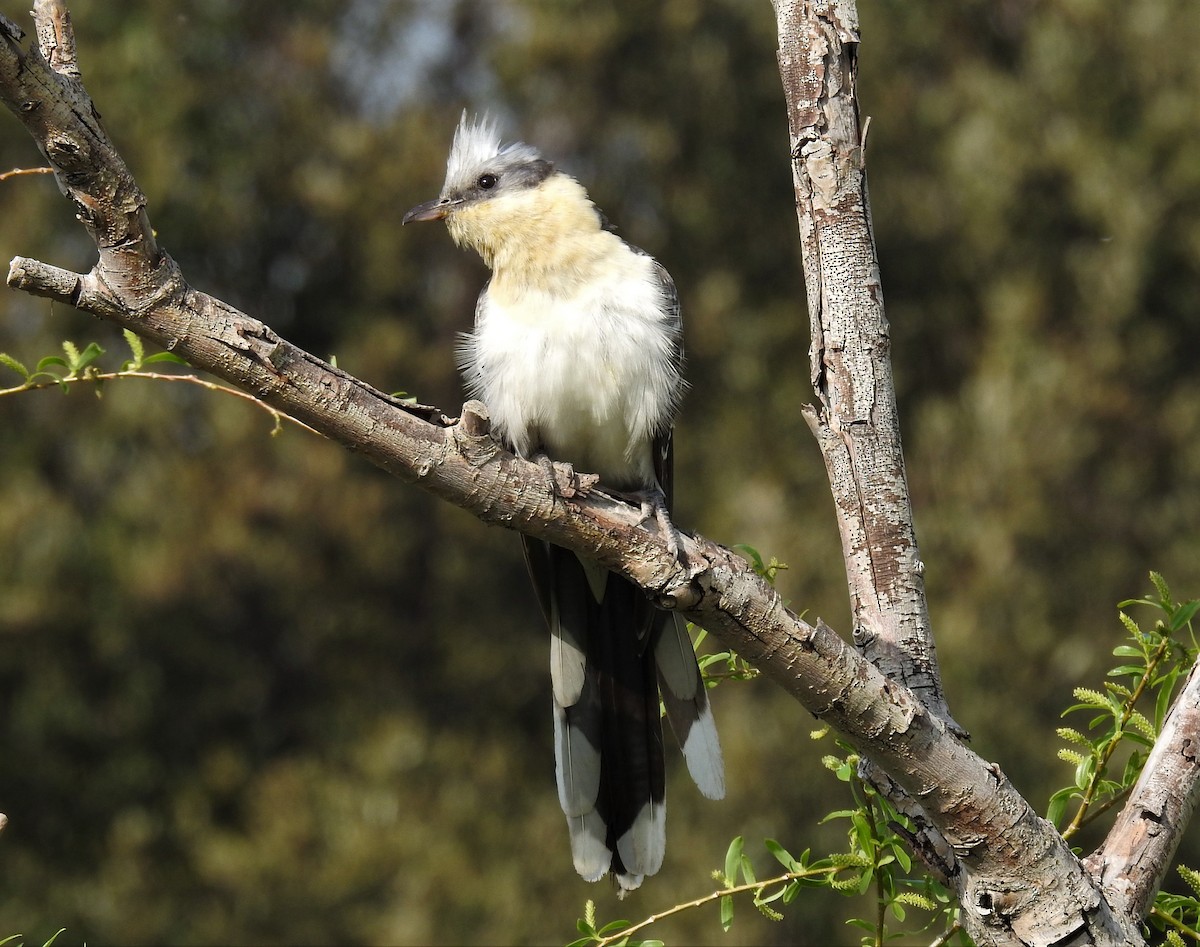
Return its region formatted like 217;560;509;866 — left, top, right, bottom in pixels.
403;113;603;269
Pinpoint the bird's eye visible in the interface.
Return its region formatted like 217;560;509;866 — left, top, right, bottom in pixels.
477;173;498;190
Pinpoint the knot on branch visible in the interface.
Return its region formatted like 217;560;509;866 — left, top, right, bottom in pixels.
44;132;93;178
450;400;501;468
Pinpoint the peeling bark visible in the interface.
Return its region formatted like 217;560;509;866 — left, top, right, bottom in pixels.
773;0;947;723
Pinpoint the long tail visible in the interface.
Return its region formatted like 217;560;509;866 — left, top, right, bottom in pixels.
524;537;723;890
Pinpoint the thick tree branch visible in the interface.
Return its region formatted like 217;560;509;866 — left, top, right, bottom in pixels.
771;2;1147;944
773;0;947;724
1085;659;1200;926
0;4;1158;945
772;0;966;917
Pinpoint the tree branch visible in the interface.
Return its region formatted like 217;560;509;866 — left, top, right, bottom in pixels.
0;3;1151;944
773;0;948;725
1085;659;1200;926
770;2;1145;943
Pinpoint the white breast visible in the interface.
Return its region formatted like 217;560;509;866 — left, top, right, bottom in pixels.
457;248;681;490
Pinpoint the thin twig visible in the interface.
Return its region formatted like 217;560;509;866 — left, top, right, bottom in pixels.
1150;905;1200;942
0;369;321;436
928;919;964;947
0;166;55;182
589;868;835;947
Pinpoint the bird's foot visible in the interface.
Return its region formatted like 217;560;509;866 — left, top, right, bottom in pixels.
533;452;597;500
632;487;682;561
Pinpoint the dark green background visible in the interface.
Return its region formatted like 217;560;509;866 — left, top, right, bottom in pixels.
2;1;1198;943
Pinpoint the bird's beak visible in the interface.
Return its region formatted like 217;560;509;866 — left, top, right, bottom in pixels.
402;197;459;225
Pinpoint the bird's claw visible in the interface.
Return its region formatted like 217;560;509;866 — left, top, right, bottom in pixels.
534;453;596;500
635;488;682;562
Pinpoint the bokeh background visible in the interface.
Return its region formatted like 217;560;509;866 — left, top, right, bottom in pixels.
2;0;1199;943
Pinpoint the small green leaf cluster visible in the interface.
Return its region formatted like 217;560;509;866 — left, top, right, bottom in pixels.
811;737;964;945
570;734;965;947
0;332;310;435
0;330;185;394
1043;573;1200;942
1150;864;1200;943
691;624;759;687
1048;572;1198;837
568;899;663;947
687;542;788;689
732;543;789;586
689;543;792;687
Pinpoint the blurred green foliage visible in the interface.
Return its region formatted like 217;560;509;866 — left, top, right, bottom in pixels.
2;0;1199;944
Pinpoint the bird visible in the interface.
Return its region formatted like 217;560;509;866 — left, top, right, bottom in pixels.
403;113;723;891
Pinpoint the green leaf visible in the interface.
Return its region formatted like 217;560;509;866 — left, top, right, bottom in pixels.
142;351;189;365
36;355;70;372
1156;675;1177;732
1047;788;1075;826
739;853;757;885
756;884;788;905
720;894;734;932
1122;750;1147;785
724;836;744;887
850;811;873;853
1169;600;1200;632
1074;755;1095;790
765;838;802;872
68;341;105;375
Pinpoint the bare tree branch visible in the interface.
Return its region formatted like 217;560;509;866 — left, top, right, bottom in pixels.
773;0;948;725
770;2;1148;944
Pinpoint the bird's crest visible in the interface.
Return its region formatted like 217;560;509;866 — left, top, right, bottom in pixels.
443;111;545;196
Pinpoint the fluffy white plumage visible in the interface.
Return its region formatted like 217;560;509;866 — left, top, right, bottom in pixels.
458;245;682;487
